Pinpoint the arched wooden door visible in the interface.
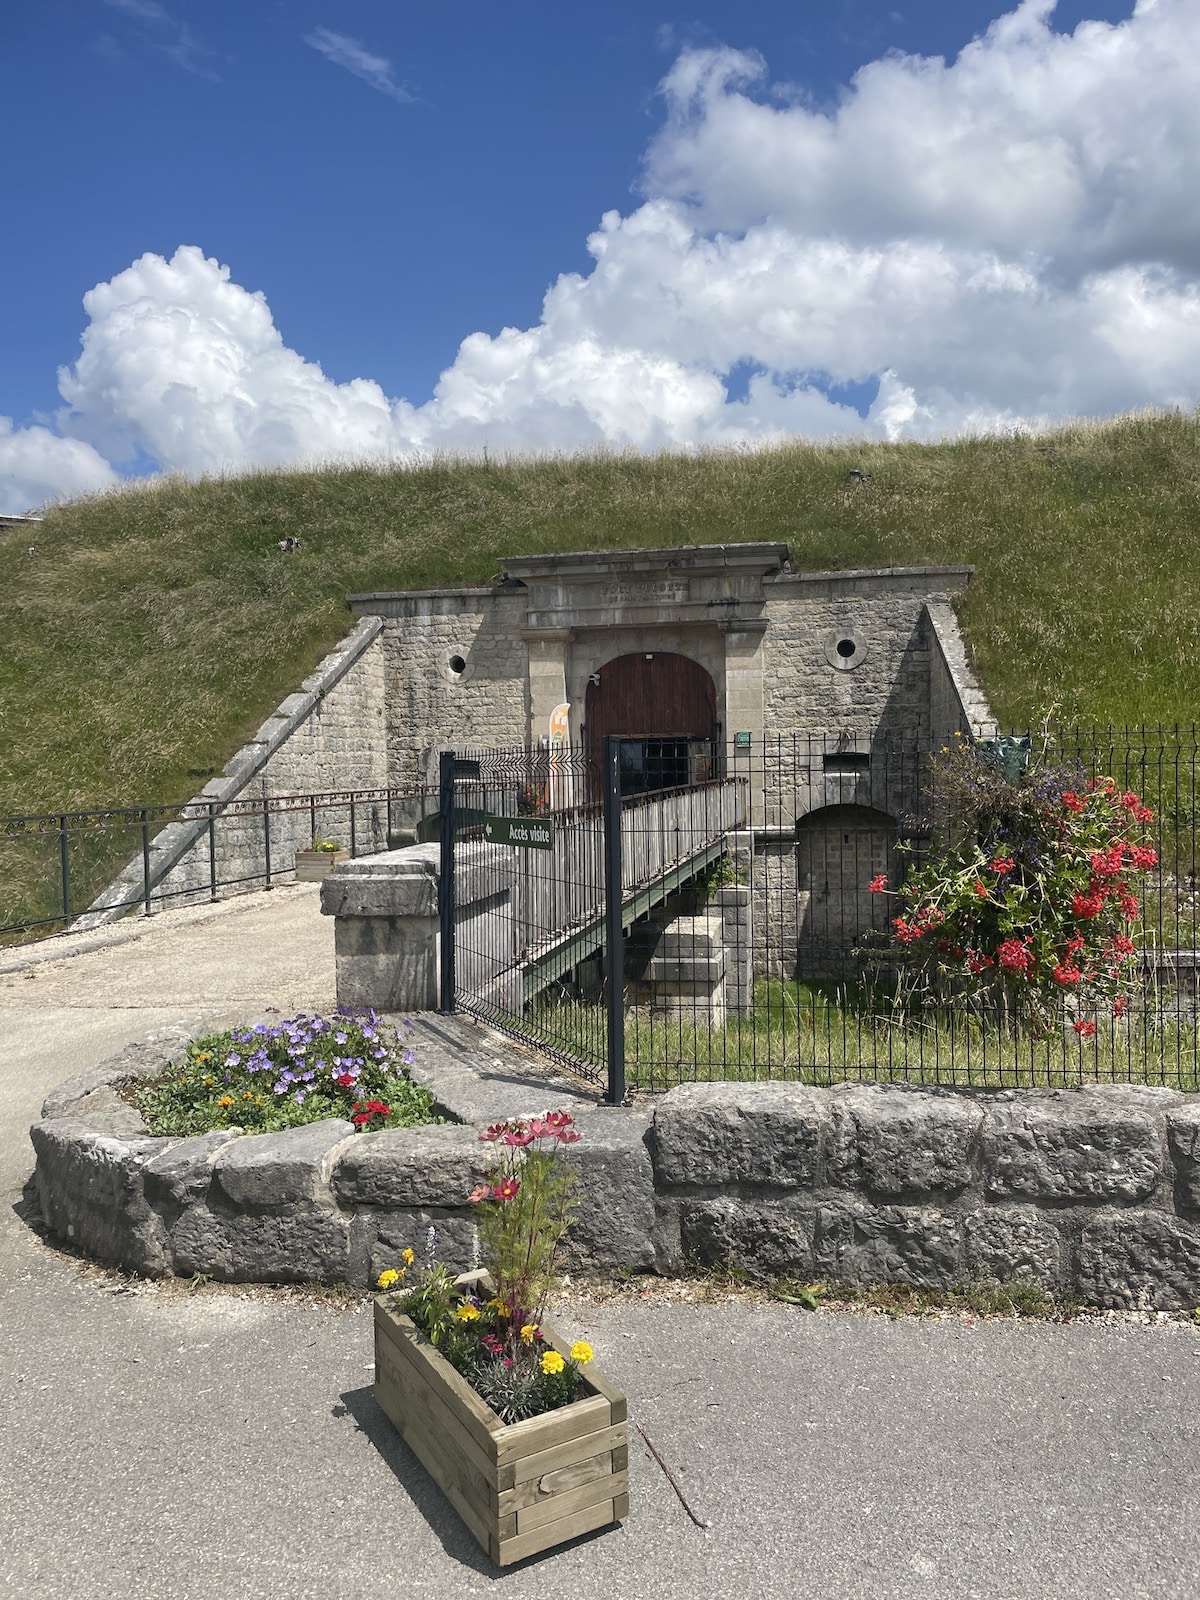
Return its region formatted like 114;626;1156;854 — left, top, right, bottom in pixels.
585;652;717;794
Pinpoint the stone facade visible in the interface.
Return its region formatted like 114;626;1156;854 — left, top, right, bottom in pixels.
349;548;991;789
31;1038;1200;1308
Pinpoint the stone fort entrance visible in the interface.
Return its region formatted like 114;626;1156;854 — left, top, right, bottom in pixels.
585;651;717;795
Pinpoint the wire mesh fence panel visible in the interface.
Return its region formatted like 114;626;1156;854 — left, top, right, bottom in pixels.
444;746;609;1082
443;730;1200;1095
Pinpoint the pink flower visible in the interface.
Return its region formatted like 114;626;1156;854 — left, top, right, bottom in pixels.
526;1117;551;1139
494;1177;521;1201
556;1128;581;1144
545;1109;574;1130
479;1123;508;1143
503;1127;534;1147
467;1184;491;1204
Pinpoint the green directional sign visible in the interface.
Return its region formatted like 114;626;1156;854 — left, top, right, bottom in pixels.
482;814;555;851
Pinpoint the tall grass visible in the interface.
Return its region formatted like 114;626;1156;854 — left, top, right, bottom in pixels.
3;409;1200;821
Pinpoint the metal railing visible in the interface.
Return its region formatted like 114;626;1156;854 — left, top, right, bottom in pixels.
1;785;439;940
438;729;1200;1098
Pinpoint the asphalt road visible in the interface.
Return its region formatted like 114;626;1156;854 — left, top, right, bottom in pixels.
2;888;1198;1600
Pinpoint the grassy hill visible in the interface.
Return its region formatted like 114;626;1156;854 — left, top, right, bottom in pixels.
3;408;1200;822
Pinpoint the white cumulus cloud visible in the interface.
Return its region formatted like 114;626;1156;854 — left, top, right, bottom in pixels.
8;0;1200;510
0;420;118;515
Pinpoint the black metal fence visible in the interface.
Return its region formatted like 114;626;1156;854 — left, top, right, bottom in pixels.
0;785;439;940
439;729;1200;1098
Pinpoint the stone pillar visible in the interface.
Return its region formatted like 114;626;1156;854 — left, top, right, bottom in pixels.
713;885;753;1015
320;846;442;1011
522;628;573;745
647;915;728;1030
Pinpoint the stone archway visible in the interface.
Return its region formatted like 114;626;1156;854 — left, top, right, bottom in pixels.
585;651;717;794
795;803;897;978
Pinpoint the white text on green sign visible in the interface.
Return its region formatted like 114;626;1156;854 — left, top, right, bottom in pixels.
483;815;555;850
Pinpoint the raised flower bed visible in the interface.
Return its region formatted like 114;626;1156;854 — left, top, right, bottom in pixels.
374;1302;627;1565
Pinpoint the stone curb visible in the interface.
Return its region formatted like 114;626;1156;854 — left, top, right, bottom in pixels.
28;1029;1200;1307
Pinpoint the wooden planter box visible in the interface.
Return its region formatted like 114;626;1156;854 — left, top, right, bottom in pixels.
294;848;349;881
373;1300;628;1566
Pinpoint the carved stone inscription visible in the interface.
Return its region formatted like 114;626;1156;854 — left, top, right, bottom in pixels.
603;580;689;606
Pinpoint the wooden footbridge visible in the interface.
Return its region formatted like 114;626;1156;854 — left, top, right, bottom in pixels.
449;777;748;1012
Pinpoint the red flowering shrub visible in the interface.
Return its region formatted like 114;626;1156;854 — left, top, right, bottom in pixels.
871;739;1157;1031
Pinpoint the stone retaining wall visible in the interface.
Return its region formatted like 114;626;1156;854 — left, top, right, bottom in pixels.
29;1034;1200;1308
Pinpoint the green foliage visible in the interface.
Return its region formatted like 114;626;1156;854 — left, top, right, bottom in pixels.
380;1113;595;1422
470;1114;581;1325
879;738;1159;1033
134;1009;438;1136
6;410;1200;837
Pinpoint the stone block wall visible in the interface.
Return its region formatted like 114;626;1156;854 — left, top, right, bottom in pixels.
762;568;973;739
78;618;391;928
347;589;530;789
653;1082;1200;1310
29;1036;1200;1309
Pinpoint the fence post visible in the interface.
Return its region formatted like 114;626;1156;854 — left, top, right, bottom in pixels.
438;751;457;1014
208;802;218;902
58;814;70;927
141;808;153;916
262;796;273;889
602;736;626;1104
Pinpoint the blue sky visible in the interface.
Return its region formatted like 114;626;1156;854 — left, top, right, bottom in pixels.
2;0;1187;512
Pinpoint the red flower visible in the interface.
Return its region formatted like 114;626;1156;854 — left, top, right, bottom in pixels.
494;1177;521;1201
1050;963;1081;987
1064;934;1085;955
1134;804;1153;824
1109;934;1135;957
1130;844;1158;870
988;857;1015;875
1112;995;1131;1018
337;1073;356;1089
1062;790;1084;813
1072;891;1103;920
893;917;922;944
1073;1018;1097;1039
868;873;888;894
1119;893;1139;921
973;881;988;899
966;951;994;974
997;938;1033;975
1120;790;1141;813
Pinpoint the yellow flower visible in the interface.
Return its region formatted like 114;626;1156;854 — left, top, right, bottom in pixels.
569;1341;594;1365
401;1248;415;1266
216;1095;234;1109
519;1323;539;1345
489;1298;511;1318
242;1091;253;1101
540;1349;565;1375
195;1053;212;1062
456;1303;481;1322
376;1268;401;1289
